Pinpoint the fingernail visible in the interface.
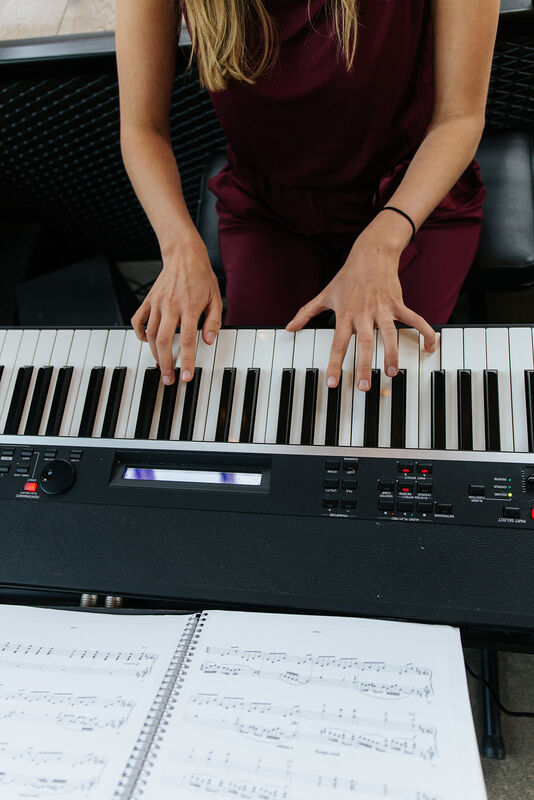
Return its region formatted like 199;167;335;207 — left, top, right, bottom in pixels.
387;366;396;377
358;379;369;391
206;331;215;344
327;375;336;388
163;375;172;385
181;369;191;381
430;345;435;353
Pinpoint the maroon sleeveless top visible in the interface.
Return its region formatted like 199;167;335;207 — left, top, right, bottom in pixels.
180;0;435;190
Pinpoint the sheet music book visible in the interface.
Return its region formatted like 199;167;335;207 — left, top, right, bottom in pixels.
0;605;486;800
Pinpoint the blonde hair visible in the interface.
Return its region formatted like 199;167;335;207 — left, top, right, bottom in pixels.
182;0;359;92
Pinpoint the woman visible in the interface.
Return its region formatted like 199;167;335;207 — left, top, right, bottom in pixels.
116;0;499;391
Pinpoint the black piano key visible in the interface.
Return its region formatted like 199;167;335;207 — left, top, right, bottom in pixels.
457;369;473;451
78;367;106;438
431;369;446;450
101;367;127;439
215;368;236;443
24;366;53;436
276;368;295;445
156;367;179;440
390;368;407;448
363;369;380;447
134;367;160;440
45;366;74;436
525;370;534;453
300;368;319;445
180;367;202;441
484;369;501;452
325;374;342;446
0;366;4;385
239;368;260;444
4;366;33;435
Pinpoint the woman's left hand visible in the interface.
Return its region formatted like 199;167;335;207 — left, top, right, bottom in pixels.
285;215;436;390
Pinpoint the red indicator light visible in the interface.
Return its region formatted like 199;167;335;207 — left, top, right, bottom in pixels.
531;508;534;520
402;468;410;473
24;481;38;493
402;487;410;493
421;469;429;474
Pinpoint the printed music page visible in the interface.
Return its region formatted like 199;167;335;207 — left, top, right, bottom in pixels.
0;605;194;799
141;610;487;800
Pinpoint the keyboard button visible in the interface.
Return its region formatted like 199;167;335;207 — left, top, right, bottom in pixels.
325;459;340;471
324;478;339;489
342;458;358;473
468;484;485;497
503;506;521;519
44;449;57;459
342;478;358;490
417;501;434;513
20;449;33;458
1;448;14;458
322;497;338;509
416;481;433;495
341;497;357;509
379;481;394;492
397;499;413;512
436;503;453;514
417;462;433;474
378;499;394;511
0;465;10;473
398;462;414;474
397;481;413;493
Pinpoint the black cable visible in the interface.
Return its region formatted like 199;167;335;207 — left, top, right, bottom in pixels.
464;659;534;718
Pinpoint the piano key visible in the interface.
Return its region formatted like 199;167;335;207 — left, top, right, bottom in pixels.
101;367;127;439
251;329;275;444
60;329;91;436
376;331;393;447
148;334;182;440
24;366;53;436
4;366;33;435
440;327;464;450
352;332;376;447
457;369;473;451
149;378;167;440
155;368;179;440
215;368;237;443
0;329;38;433
228;329;256;444
92;330;127;438
431;369;446;450
78;367;105;438
0;329;23;426
69;330;109;437
204;330;236;442
325;376;342;446
509;327;534;453
134;367;160;440
390;368;407;448
312;329;334;446
289;330;315;445
18;329;56;435
180;367;202;441
338;333;355;446
419;332;441;449
276;368;295;445
125;339;161;440
0;329;6;360
113;330;144;440
192;335;218;442
37;330;74;436
265;330;295;444
300;368;319;445
485;328;513;453
463;328;486;451
484;369;501;452
170;337;198;442
398;328;419;448
45;367;74;437
526;370;534;453
363;368;381;447
239;368;260;443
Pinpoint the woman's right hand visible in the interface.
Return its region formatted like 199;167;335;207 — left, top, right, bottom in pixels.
131;235;223;385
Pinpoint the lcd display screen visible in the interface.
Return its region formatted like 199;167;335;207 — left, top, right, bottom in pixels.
122;467;262;486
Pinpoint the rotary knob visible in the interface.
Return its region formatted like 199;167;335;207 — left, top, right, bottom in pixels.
39;459;76;495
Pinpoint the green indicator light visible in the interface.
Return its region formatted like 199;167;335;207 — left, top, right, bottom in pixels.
410;513;414;517
508;492;513;497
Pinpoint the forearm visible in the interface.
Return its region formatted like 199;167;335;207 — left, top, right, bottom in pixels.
120;125;200;258
366;114;485;252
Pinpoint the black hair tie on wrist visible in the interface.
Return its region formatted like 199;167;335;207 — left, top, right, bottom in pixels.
380;205;416;244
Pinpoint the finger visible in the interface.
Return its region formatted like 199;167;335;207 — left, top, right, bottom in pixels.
326;322;352;389
286;297;326;332
131;300;150;343
156;313;179;386
145;308;162;366
398;307;436;352
377;319;399;377
201;296;223;345
179;313;198;382
355;322;375;391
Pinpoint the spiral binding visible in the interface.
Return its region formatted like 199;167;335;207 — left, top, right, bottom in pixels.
113;612;206;798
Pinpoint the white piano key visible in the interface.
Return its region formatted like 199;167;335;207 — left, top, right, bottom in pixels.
125;340;159;439
148;335;181;441
418;331;441;449
264;329;295;444
351;330;377;446
0;329;7;362
313;329;334;445
376;330;394;447
486;327;514;453
59;329;92;436
192;335;217;441
339;333;355;446
398;328;420;449
0;329;39;434
228;329;256;443
18;329;56;435
171;333;200;441
93;330;127;438
289;329;315;445
509;327;534;453
112;330;144;440
440;327;464;450
68;330;109;437
463;328;487;451
251;329;275;444
203;329;236;442
38;330;75;436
